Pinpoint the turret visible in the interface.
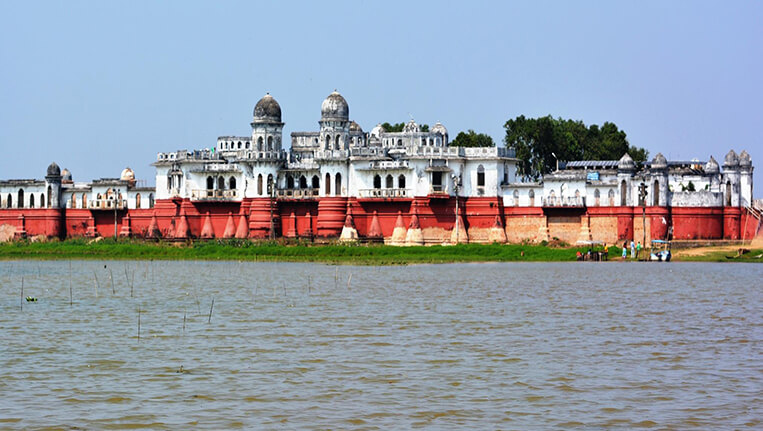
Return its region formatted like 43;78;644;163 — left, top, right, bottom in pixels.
722;149;740;207
45;162;62;208
616;153;636;206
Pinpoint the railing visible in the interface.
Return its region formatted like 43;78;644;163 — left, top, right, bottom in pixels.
190;189;238;201
315;150;349;159
429;185;449;195
542;196;586;207
358;188;411;198
277;188;319;199
366;160;410;170
88;199;127;210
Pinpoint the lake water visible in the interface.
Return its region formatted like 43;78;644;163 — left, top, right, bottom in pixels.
0;260;761;429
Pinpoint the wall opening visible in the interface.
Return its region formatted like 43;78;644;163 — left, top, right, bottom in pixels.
373;175;381;189
335;173;342;196
620;180;627;206
325;173;331;195
398;175;406;189
385;174;393;189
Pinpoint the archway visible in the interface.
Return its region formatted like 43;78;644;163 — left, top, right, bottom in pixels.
217;176;225;190
312;175;320;189
6;194;11;208
207;176;214;190
726;181;732;206
385;174;393;189
620;180;627;206
29;193;35;208
653;180;659;206
229;177;236;190
398;175;406;189
373;175;382;189
299;175;307;189
287;175;294;189
17;189;24;208
325;173;331;195
257;174;263;195
335;173;342;196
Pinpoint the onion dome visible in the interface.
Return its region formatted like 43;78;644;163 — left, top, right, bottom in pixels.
253;93;282;124
723;149;739;168
46;162;61;177
402;119;419;133
321;90;349;121
739;150;752;167
704;156;720;174
61;168;73;183
651;152;668;170
617;153;636;171
431;121;448;136
349;121;363;133
120;167;135;182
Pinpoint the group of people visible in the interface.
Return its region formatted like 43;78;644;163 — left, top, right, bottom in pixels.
576;245;609;261
621;240;642;260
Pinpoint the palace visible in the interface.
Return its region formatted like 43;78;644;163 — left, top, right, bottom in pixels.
0;91;759;244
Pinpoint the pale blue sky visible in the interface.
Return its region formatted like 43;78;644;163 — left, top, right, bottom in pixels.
1;1;761;194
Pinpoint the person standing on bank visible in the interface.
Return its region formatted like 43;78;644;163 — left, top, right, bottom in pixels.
630;240;636;259
622;242;627;260
636;241;642;260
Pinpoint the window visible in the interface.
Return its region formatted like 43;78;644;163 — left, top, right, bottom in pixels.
594;189;601;206
335;135;341;150
17;189;24;208
335;173;342;196
29;193;35;208
620;180;627;206
325;135;331;150
398;175;406;189
385;174;393;189
207;176;214;190
373;175;382;189
726;181;732;206
312;175;320;189
257;174;263;195
513;189;519;206
257;137;263;151
135;193;141;208
299;175;307;189
229;177;236;190
267;136;273;151
529;189;535;206
148;193;154;208
7;194;12;208
477;165;485;187
608;189;615;206
71;193;77;208
82;193;87;209
653;180;659;206
41;193;46;208
287;175;294;189
325;173;331;195
217;176;225;190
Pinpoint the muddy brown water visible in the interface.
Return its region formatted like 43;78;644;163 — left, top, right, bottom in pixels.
1;261;761;429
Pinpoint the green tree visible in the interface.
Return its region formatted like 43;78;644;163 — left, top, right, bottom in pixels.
449;130;495;147
381;122;429;132
503;115;648;180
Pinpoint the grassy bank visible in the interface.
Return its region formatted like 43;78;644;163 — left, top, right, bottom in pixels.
1;239;759;264
0;239;599;264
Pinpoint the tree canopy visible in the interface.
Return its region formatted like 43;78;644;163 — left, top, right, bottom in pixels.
449;130;495;147
381;122;429;132
503;115;648;180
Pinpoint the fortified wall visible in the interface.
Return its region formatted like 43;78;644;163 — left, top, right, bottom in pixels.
1;91;759;244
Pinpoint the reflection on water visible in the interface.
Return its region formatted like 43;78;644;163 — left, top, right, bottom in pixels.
1;261;761;429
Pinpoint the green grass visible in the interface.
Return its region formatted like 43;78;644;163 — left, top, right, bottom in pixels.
0;238;609;264
675;247;763;263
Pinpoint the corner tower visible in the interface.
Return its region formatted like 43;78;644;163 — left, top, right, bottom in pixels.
251;93;284;152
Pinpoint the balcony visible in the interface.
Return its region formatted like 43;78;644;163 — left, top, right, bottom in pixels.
358;188;411;199
428;185;450;198
542;196;586;207
276;188;319;199
190;189;239;202
88;199;127;210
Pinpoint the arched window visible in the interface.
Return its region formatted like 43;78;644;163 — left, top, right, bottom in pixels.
287;175;294;189
82;193;87;209
335;135;341;150
335;173;342;196
7;194;12;208
620;180;627;206
477;165;485;187
594;189;601;206
373;175;382;189
312;175;320;189
513;189;519;206
229;177;236;190
726;181;732;206
325;173;331;195
385;174;393;189
29;193;35;208
17;189;24;208
207;176;214;190
135;193;141;208
398;175;406;189
299;175;307;189
71;193;77;208
397;139;402;147
608;189;615;206
257;137;263;151
217;176;225;190
529;189;535;206
246;141;250;149
41;193;46;208
257;174;263;196
653;180;659;206
148;193;154;208
325;135;331;150
267;136;273;151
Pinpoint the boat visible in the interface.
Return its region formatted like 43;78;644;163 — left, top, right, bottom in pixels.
650;239;671;262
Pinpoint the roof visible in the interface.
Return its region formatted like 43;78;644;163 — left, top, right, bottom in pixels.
564;160;619;169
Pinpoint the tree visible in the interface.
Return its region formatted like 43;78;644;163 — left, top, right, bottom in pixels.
449;130;495;147
503;115;648;180
381;122;429;132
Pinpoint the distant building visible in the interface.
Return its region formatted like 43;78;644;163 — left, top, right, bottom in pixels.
0;91;758;243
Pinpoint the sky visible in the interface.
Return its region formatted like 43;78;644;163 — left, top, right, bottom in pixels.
1;1;761;195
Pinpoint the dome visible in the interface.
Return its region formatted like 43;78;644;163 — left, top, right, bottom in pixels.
253;93;282;123
739;150;751;166
321;90;349;121
618;153;636;171
46;162;61;177
61;168;72;182
349;120;363;133
403;119;419;133
704;156;720;174
370;123;385;138
651;152;667;170
431;121;448;136
724;149;739;168
120;167;135;182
